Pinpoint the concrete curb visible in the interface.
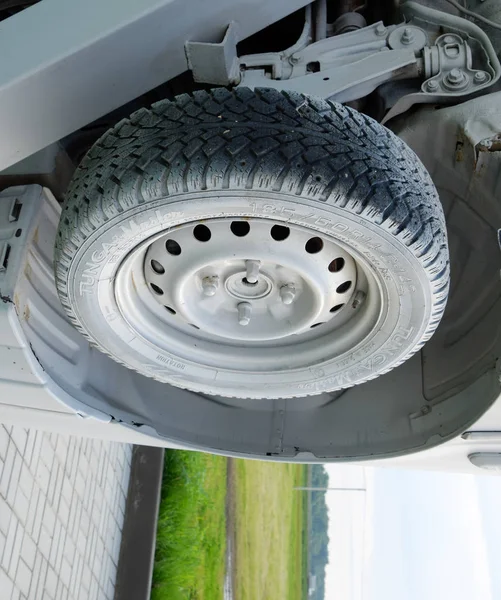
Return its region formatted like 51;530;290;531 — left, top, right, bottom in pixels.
114;445;165;600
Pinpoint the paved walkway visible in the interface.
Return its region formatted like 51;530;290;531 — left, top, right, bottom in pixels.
0;424;132;600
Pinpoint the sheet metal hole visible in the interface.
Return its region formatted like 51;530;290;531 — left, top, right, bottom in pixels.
190;323;200;329
270;225;290;241
305;237;324;254
165;306;176;315
150;259;165;275
193;224;211;242
310;322;324;328
150;283;164;296
166;239;181;255
328;257;345;273
330;303;344;313
336;281;352;294
230;221;250;237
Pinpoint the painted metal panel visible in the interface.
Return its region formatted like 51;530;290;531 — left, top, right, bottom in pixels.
0;0;310;169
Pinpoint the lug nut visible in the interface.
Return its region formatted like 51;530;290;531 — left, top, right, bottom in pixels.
202;276;219;297
245;260;260;284
401;27;415;45
446;68;466;86
280;284;296;305
375;23;387;36
426;80;439;92
474;70;488;83
237;302;252;326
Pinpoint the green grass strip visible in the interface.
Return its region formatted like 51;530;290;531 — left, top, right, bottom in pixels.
152;450;227;600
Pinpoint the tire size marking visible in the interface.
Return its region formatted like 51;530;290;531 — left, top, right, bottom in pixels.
250;202;382;251
250;201;417;294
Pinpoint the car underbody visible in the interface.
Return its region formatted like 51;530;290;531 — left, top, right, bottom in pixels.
1;0;501;471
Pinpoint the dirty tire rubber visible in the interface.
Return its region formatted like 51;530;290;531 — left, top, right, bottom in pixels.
55;88;449;399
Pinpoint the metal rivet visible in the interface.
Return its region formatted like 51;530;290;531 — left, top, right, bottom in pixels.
443;35;456;44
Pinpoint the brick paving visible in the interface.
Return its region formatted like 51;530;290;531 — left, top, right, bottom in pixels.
0;425;132;600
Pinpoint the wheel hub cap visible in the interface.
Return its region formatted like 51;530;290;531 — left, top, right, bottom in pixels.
224;268;272;301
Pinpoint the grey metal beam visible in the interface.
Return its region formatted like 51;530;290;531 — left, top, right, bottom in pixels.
0;0;311;170
113;445;164;600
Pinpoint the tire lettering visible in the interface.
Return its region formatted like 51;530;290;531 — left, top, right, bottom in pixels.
91;242;115;263
298;326;414;389
79;260;102;296
155;354;185;370
355;326;414;375
313;217;332;227
119;218;141;236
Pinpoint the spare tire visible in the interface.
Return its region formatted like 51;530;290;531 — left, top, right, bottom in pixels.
54;88;449;399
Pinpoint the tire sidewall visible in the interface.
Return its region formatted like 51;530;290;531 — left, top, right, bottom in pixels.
65;191;432;397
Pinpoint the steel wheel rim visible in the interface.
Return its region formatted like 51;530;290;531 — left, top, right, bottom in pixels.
114;217;383;373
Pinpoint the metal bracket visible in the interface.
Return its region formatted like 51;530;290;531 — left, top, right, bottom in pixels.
185;2;501;119
238;21;421;103
186;21;240;85
240;46;418;104
382;1;501;122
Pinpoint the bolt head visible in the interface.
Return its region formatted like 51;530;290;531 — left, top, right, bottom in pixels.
474;70;487;83
375;24;387;36
401;27;415;44
426;80;439;92
447;68;465;85
443;35;456;44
